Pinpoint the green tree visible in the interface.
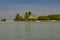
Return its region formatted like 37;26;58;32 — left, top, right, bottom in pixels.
47;15;56;20
55;16;60;20
24;12;28;19
47;14;60;20
14;14;25;21
24;11;32;21
29;11;32;15
38;16;50;20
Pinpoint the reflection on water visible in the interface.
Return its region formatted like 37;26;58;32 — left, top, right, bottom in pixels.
16;24;20;40
25;22;32;40
15;22;60;40
16;22;32;40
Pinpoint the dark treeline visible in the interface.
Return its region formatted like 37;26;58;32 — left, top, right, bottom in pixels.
38;14;60;20
1;18;6;21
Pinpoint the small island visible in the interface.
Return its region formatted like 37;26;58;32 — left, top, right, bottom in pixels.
13;11;60;22
1;18;6;21
14;11;37;21
0;11;60;22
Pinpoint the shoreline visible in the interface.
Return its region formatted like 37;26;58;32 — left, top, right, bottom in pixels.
0;20;60;22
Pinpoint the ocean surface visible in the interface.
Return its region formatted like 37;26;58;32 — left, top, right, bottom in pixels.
0;21;60;40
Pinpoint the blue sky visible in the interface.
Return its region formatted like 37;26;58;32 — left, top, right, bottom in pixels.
0;0;60;19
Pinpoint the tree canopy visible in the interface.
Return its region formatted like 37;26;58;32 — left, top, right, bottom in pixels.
14;14;25;21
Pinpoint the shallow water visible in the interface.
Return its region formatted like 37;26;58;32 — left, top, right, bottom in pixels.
0;22;60;40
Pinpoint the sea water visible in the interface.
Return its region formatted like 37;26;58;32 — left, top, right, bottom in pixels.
0;21;60;40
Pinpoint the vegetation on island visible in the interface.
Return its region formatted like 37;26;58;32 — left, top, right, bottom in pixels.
1;18;6;21
24;11;37;21
14;11;60;22
38;15;60;20
37;14;60;22
0;11;60;22
14;14;25;21
24;11;31;21
47;15;60;20
37;16;50;20
14;11;37;21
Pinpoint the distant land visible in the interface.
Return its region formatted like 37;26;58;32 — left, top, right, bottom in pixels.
0;11;60;22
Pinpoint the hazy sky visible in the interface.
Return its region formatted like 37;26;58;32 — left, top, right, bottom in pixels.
0;0;60;19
